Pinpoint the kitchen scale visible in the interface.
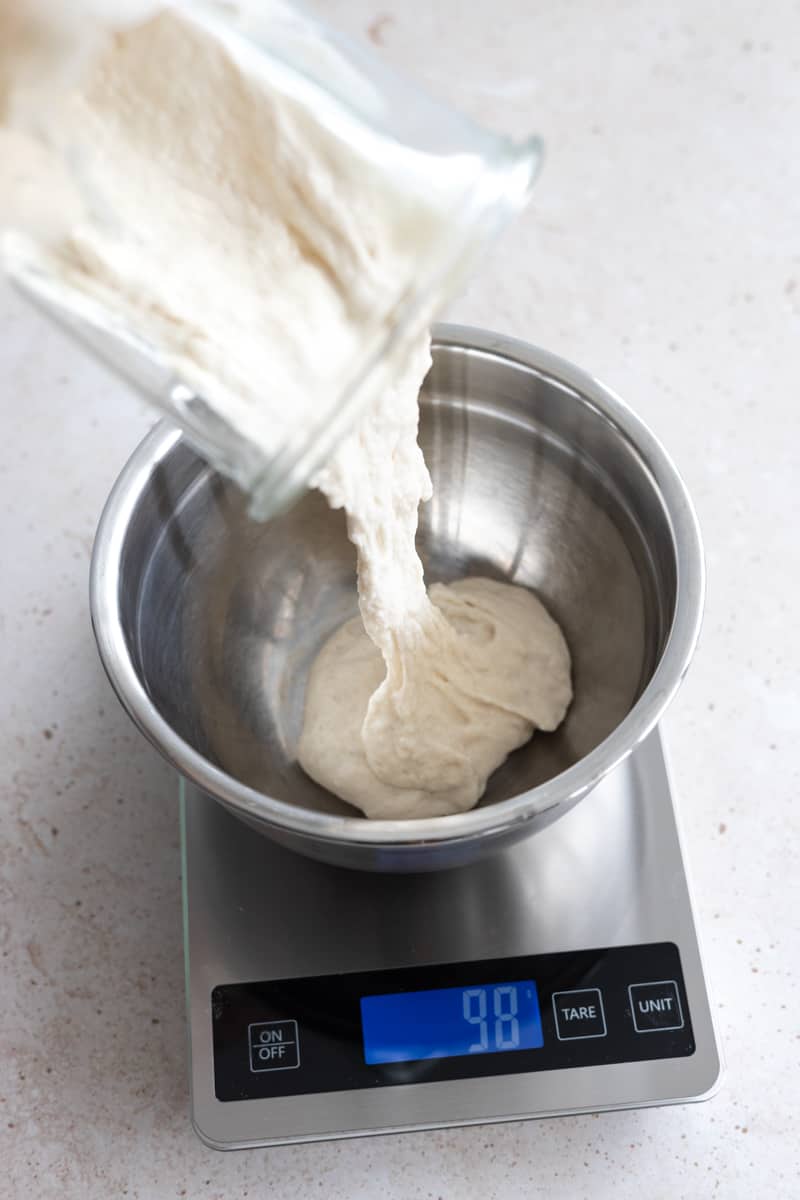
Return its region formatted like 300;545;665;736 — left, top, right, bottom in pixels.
181;730;721;1149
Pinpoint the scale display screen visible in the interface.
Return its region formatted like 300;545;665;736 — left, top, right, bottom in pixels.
361;981;543;1064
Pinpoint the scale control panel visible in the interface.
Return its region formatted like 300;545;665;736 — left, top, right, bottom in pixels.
211;942;694;1102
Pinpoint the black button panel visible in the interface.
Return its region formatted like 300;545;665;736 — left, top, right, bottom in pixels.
212;942;694;1102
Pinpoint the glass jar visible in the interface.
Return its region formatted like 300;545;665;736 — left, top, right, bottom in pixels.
3;0;542;520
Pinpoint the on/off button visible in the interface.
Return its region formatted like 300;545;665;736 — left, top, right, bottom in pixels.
248;1019;301;1072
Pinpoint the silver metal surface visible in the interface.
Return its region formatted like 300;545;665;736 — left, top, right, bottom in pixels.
183;731;721;1148
91;326;704;870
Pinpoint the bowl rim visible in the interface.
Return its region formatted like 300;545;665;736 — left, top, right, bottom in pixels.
90;324;705;847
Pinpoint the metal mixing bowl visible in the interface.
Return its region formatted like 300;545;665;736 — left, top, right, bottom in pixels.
90;325;704;871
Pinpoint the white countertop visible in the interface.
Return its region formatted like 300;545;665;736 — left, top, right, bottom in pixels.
1;0;798;1195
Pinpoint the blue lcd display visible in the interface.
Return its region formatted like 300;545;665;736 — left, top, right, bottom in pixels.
360;980;543;1065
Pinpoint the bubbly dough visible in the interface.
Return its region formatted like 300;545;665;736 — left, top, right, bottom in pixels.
299;577;572;820
300;337;573;820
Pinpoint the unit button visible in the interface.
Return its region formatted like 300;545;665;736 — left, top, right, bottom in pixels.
552;988;607;1040
248;1019;300;1072
628;980;684;1033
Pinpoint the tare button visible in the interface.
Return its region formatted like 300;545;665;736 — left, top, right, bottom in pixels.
552;988;607;1040
248;1019;300;1072
628;980;684;1033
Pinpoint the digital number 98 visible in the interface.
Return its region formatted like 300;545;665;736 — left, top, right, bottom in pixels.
462;985;520;1051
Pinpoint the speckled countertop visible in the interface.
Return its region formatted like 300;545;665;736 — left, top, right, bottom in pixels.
1;0;798;1196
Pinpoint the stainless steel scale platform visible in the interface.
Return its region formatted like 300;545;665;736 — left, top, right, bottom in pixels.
181;731;721;1149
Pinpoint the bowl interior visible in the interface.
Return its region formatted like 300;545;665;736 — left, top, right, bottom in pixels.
121;342;676;819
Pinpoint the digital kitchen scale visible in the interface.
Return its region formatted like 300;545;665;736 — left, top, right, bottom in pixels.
181;731;721;1149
